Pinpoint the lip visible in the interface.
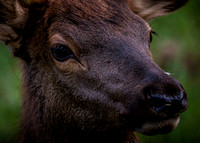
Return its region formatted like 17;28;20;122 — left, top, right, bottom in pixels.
135;116;180;135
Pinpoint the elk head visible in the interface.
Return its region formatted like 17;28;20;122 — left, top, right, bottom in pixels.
0;0;188;142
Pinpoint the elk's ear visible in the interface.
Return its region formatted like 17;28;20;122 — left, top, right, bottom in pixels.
127;0;189;21
0;0;47;57
0;0;28;53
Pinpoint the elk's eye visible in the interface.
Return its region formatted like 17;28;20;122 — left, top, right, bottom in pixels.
51;45;75;62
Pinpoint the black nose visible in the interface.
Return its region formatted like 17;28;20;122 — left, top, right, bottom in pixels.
144;84;188;117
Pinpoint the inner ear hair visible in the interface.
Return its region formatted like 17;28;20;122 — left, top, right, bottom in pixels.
128;0;189;21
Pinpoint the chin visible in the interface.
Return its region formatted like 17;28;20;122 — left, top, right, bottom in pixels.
135;116;180;135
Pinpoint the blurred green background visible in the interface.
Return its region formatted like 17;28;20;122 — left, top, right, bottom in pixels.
0;0;200;143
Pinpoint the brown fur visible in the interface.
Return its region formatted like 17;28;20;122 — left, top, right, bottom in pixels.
0;0;189;143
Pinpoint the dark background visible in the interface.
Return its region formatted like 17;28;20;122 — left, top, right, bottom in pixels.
0;0;200;142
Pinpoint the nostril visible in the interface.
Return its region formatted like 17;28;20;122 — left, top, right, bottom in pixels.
145;89;188;116
142;74;188;117
146;93;173;112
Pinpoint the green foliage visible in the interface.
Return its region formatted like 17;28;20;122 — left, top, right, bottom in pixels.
0;0;200;142
0;43;21;143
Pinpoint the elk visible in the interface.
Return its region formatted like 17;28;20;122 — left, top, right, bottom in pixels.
0;0;189;143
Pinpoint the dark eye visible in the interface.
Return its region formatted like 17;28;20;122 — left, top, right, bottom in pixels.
51;45;75;62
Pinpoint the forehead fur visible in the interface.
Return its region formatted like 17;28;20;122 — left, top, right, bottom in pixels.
45;0;139;28
46;0;150;36
26;0;48;4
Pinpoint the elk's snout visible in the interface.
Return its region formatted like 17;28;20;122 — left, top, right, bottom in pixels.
143;78;188;117
134;73;188;135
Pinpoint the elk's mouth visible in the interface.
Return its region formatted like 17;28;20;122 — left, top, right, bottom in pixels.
135;116;180;135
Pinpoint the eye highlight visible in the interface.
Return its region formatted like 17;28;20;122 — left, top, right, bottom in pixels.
51;45;75;62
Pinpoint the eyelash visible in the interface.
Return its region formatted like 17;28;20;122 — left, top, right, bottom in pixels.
150;31;158;43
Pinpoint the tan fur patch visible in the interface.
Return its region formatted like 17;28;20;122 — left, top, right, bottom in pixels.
0;24;18;42
13;1;28;28
128;0;178;21
134;1;171;21
49;34;67;46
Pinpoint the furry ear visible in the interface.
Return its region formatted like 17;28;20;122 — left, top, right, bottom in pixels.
127;0;189;21
0;0;48;57
0;0;28;52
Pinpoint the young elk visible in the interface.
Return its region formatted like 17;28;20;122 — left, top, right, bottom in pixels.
0;0;189;143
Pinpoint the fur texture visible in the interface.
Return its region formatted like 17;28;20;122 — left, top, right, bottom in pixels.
0;0;188;143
